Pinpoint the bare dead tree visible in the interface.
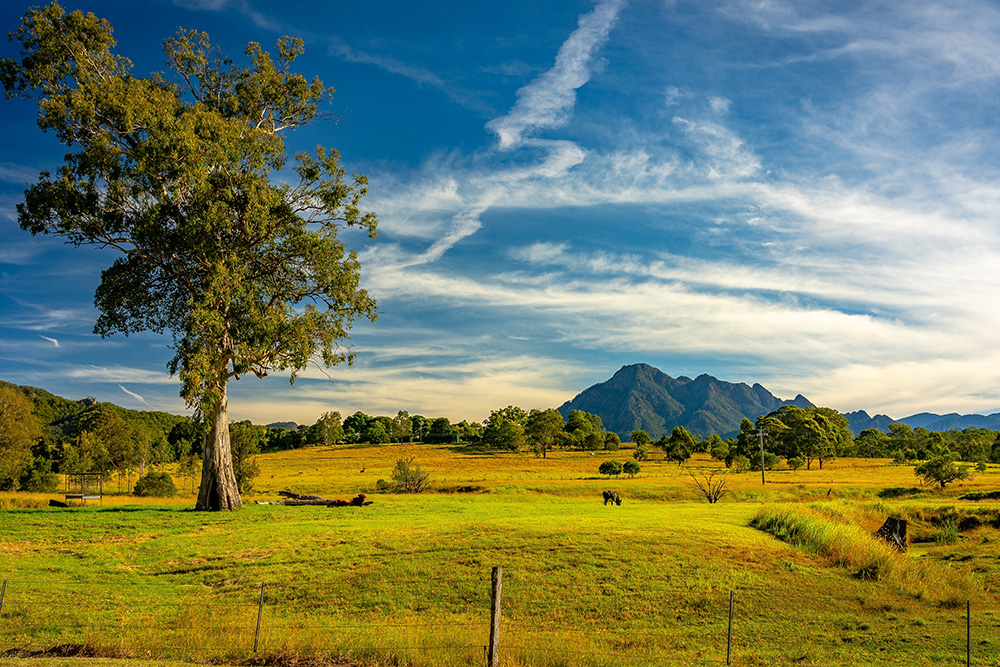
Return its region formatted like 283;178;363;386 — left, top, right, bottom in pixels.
688;470;730;503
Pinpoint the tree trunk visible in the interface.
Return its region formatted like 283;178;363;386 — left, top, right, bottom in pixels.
196;382;243;511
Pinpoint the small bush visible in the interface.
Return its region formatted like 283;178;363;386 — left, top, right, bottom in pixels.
133;471;177;497
389;457;430;493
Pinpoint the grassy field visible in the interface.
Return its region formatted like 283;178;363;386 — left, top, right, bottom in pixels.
2;445;1000;667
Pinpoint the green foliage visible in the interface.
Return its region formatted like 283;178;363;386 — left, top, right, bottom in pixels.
787;456;805;471
751;451;779;471
934;518;960;545
483;408;527;451
854;428;890;458
622;460;640;478
877;486;925;499
761;406;851;470
958;490;1000;501
707;434;729;461
133;471;177;497
604;431;622;451
391;410;413;443
914;452;971;489
306;411;343;446
599;460;622;478
0;385;42;487
525;409;563;458
18;457;60;492
425;417;455;444
2;3;378;510
631;429;652;446
633;445;648;461
229;421;264;493
659;426;695;465
389;457;430;493
363;421;391;444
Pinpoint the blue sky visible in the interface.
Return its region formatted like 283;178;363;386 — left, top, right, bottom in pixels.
3;0;1000;426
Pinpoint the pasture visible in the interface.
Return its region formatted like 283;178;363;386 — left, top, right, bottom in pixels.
1;444;1000;667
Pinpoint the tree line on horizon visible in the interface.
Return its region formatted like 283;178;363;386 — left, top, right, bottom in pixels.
4;379;1000;495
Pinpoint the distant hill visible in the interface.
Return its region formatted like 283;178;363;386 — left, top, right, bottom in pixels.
843;410;894;434
1;379;190;441
558;364;813;440
897;412;1000;431
266;421;298;431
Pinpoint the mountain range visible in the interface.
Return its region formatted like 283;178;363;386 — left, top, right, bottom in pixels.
557;363;814;439
558;364;1000;439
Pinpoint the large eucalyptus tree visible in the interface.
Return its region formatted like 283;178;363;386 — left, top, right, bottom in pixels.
1;3;378;509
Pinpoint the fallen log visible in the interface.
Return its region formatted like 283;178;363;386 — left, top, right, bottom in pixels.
276;491;373;507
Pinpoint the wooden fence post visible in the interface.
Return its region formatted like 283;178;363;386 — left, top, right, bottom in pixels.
0;580;6;616
727;590;734;666
967;600;971;667
253;582;266;653
488;567;503;667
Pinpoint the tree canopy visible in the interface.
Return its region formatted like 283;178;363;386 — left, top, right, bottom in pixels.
2;3;378;510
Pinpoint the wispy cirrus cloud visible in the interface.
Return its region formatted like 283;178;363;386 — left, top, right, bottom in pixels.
119;384;153;407
486;0;627;149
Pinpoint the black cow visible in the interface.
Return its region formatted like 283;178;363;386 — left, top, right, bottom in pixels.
602;490;622;506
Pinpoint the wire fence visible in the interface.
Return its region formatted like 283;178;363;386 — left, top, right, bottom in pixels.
0;573;996;666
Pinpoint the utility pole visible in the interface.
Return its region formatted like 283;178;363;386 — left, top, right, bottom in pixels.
756;427;766;485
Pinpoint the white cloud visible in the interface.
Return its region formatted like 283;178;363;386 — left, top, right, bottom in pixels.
38;335;59;347
119;384;153;407
486;0;627;149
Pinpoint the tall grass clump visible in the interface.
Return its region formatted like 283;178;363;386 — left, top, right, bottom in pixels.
751;503;983;607
750;504;900;580
934;518;960;545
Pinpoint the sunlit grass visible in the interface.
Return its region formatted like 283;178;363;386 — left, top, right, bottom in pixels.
3;446;1000;666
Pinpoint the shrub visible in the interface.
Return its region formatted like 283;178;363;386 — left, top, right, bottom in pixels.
787;456;805;471
732;455;751;473
389;457;431;493
750;451;779;471
19;458;59;492
134;471;177;497
599;460;622;478
622;460;640;478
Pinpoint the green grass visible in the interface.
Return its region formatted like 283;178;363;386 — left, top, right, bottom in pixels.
2;447;1000;667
